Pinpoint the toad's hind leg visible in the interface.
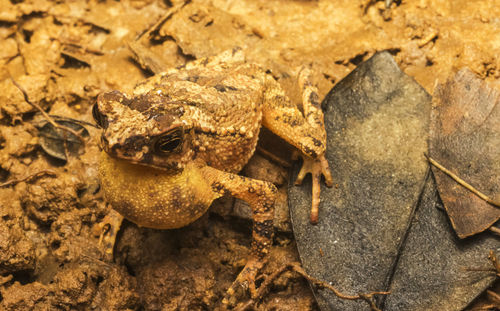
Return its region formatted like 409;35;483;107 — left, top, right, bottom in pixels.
199;166;276;304
261;68;333;224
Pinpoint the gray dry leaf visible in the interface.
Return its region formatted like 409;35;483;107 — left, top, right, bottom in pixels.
384;172;498;311
289;52;431;310
37;116;90;162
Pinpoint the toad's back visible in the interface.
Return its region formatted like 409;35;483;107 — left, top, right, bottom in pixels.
133;62;268;172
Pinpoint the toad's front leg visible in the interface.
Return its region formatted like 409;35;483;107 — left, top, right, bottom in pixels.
262;67;333;224
199;166;277;304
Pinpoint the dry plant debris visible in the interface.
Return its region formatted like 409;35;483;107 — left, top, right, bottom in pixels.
429;69;500;238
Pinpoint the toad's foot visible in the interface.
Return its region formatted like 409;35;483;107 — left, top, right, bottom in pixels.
198;166;276;307
294;153;333;224
93;208;123;261
223;256;264;306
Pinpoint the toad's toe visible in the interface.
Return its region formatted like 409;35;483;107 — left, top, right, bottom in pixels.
294;154;332;224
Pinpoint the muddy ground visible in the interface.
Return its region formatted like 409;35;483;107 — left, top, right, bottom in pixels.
0;0;499;310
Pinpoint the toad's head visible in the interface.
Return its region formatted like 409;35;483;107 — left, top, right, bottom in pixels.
93;90;195;172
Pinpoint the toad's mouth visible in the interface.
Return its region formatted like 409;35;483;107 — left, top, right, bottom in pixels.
100;144;183;173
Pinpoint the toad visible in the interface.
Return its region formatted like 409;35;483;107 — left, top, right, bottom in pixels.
93;48;332;300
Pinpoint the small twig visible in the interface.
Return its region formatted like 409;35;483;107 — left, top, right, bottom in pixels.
50;115;100;129
9;76;87;146
425;154;500;207
489;226;500;236
0;170;57;188
80;254;115;269
417;30;438;47
488;250;500;275
256;146;292;168
61;41;104;56
128;2;189;74
0;274;13;286
10;77;55;128
469;303;499;311
236;262;388;311
487;290;500;304
9;75;88;160
136;2;187;42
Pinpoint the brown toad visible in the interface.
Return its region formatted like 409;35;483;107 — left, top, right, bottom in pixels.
93;49;332;300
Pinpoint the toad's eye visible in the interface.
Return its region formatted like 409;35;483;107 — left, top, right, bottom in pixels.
156;138;181;153
155;128;183;154
92;103;108;129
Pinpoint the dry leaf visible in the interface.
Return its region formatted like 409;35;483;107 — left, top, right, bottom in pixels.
430;69;500;238
37;116;90;162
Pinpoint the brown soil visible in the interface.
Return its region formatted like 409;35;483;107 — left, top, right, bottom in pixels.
0;0;498;310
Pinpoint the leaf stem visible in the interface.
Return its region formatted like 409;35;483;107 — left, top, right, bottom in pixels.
425;154;500;207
